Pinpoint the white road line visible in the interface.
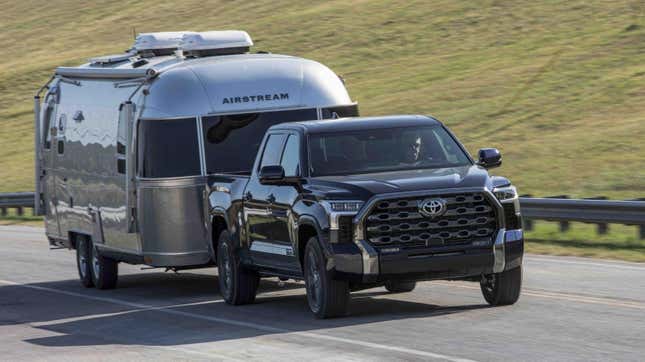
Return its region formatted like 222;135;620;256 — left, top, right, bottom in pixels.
525;255;645;271
0;279;477;362
431;281;645;309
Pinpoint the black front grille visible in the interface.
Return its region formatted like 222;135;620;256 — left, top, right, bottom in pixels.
364;192;498;250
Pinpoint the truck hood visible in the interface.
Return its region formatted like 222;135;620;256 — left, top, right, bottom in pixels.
308;165;500;200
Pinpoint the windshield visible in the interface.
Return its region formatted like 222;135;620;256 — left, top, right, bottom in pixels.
309;125;471;176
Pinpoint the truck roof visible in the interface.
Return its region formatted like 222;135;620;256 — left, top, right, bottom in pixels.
274;115;441;133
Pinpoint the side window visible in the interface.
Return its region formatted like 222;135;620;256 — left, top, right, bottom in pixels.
42;103;54;149
57;114;67;155
259;134;286;169
280;135;300;177
138;118;201;178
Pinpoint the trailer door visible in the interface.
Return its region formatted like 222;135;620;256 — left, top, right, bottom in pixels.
41;92;61;238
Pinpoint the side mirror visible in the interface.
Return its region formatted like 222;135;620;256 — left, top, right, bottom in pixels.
477;148;502;169
259;165;285;184
259;165;304;190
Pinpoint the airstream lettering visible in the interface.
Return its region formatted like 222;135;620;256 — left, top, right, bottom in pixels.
34;30;358;289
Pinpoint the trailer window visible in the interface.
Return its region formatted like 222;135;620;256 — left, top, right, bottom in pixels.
138;118;200;178
202;108;317;174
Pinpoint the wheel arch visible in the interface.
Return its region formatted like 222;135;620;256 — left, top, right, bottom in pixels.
296;215;329;270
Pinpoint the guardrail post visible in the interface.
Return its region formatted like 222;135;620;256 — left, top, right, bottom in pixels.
520;194;533;231
587;197;608;235
16;206;24;216
633;198;645;240
548;195;570;233
1;207;6;217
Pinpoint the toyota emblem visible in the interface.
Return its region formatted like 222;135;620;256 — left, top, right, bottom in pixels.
419;198;447;218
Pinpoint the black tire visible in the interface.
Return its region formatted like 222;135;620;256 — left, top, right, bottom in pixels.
76;235;93;288
304;237;350;319
90;239;118;290
480;266;522;306
217;230;259;305
384;281;416;293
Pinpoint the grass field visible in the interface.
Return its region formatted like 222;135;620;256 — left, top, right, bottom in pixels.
1;0;644;199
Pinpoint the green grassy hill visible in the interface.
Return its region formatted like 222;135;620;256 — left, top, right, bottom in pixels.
1;0;644;199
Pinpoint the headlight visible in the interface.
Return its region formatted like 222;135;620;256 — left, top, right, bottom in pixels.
321;200;364;213
493;185;518;202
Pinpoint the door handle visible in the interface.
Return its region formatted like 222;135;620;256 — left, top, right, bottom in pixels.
267;194;276;204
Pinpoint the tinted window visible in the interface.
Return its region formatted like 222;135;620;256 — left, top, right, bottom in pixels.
309;125;471;176
202;109;317;174
260;134;287;169
138;118;200;178
321;104;359;119
280;135;300;177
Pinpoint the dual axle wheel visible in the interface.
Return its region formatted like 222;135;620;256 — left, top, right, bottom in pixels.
76;235;118;290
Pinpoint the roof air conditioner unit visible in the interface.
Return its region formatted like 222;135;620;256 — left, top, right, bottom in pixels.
180;30;253;57
133;31;195;56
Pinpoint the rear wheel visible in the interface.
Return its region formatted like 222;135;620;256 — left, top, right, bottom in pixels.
217;230;259;305
384;281;416;293
304;237;350;318
90;240;118;290
76;236;93;288
480;266;522;306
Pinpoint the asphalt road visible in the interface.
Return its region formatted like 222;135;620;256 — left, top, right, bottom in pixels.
1;225;644;361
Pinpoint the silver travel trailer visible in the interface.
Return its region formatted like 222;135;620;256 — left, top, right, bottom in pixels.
34;30;358;288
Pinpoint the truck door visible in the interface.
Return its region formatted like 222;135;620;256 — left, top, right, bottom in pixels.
245;133;291;267
269;133;302;272
244;132;300;271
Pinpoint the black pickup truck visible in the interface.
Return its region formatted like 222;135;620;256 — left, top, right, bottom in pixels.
208;115;523;318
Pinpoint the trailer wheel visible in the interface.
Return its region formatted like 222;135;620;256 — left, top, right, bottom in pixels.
480;266;522;306
304;237;350;319
217;230;259;305
90;240;118;290
76;235;93;288
384;281;416;293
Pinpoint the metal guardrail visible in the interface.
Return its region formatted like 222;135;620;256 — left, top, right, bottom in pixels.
0;192;35;216
1;192;644;238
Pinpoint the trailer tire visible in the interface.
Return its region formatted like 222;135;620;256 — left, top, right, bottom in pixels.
76;235;93;288
217;230;259;305
480;266;522;306
304;237;350;319
384;281;416;293
90;240;118;290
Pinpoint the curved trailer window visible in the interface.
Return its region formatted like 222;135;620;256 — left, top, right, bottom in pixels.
138;118;201;178
202;108;317;174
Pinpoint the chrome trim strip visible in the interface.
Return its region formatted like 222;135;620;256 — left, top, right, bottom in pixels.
96;244;142;256
196;116;207;176
493;228;506;273
250;241;294;256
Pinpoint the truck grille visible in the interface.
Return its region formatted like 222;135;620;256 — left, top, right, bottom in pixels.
364;192;498;249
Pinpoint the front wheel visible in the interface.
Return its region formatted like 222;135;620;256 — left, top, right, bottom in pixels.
217;230;259;305
304;237;350;318
480;266;522;306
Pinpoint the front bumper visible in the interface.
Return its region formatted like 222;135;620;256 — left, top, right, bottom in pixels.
332;229;524;283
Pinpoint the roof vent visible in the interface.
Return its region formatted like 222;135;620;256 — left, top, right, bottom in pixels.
180;30;253;57
133;31;195;56
89;52;136;66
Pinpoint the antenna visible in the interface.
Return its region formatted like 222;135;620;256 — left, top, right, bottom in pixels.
132;27;136;40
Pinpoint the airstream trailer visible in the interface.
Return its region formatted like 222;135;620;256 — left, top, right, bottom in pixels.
34;30;358;289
